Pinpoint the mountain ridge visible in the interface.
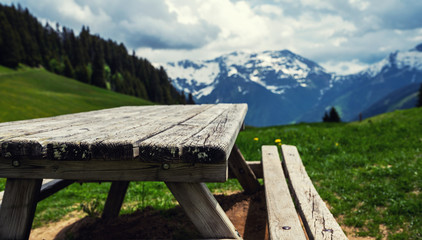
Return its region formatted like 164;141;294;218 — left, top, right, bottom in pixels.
163;45;422;126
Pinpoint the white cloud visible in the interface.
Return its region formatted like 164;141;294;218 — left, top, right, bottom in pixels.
300;0;334;10
254;4;283;17
57;0;102;24
348;0;370;11
1;0;422;74
165;0;199;24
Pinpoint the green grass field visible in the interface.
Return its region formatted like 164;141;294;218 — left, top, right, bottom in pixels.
0;65;152;123
236;108;422;240
0;66;421;239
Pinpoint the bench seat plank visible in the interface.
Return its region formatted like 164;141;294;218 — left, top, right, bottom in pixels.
281;145;348;240
262;146;307;240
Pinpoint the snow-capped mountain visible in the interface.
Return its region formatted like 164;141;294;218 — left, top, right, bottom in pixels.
163;44;422;126
311;44;422;121
167;50;327;97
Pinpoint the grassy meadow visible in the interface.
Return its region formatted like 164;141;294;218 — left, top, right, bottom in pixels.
0;66;421;239
236;107;421;239
0;65;152;123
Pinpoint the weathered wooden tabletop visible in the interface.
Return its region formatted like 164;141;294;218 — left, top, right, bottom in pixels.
0;104;247;182
0;104;248;239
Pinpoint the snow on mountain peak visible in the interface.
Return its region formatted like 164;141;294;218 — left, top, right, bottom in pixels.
221;50;316;79
396;50;422;70
360;49;422;78
165;60;220;88
163;49;330;98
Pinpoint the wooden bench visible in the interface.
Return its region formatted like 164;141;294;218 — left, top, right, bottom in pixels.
0;103;347;239
0;104;255;240
262;145;348;240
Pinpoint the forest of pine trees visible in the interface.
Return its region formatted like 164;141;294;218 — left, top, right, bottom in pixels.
0;4;187;104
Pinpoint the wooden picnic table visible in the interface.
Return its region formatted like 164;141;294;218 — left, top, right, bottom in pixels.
0;104;253;239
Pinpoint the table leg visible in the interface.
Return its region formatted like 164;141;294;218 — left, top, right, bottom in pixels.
166;182;240;239
0;178;42;239
102;181;130;219
228;144;260;194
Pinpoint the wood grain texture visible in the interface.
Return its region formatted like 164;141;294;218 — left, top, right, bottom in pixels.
0;178;42;239
0;159;227;182
0;104;247;164
166;182;240;239
228;161;262;179
102;181;130;219
261;145;307;240
281;145;348;240
228;145;260;194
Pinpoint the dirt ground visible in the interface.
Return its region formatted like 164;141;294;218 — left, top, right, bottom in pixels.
30;188;372;240
30;188;268;240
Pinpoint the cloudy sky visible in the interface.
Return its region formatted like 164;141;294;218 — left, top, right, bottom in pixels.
2;0;422;74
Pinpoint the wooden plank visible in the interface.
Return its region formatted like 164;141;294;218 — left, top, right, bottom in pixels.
1;105;211;161
0;159;227;182
62;105;213;161
228;145;260;194
261;145;306;240
0;105;202;160
0;178;42;239
247;161;262;178
37;179;75;202
0;106;160;141
0;104;247;164
0;179;74;207
181;104;247;164
138;104;248;164
228;161;262;179
281;145;348;240
102;181;130;219
166;182;240;239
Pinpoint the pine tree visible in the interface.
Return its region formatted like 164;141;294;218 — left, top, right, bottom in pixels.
0;4;186;104
322;111;330;122
78;26;91;64
329;107;341;122
179;90;187;104
417;83;422;107
322;107;341;122
75;64;90;83
0;12;21;68
91;42;106;88
187;93;195;104
63;56;75;78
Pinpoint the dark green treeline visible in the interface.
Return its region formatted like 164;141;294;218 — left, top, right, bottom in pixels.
0;4;187;104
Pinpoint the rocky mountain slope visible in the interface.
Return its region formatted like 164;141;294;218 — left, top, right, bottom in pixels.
163;44;422;126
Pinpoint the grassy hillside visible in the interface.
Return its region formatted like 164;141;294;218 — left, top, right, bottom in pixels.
0;67;420;239
236;107;422;239
0;65;153;123
360;83;420;120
